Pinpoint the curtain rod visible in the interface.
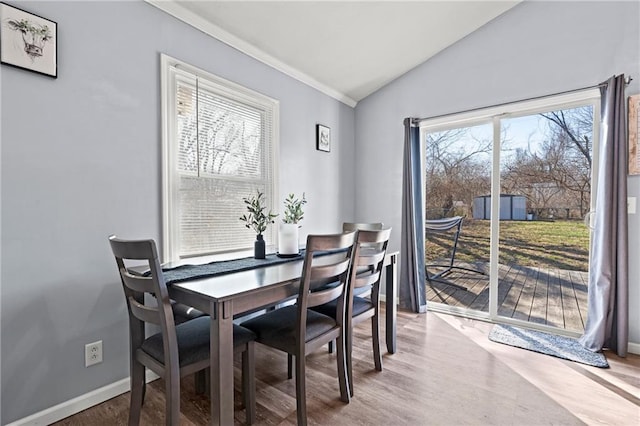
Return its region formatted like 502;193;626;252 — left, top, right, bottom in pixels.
411;75;633;125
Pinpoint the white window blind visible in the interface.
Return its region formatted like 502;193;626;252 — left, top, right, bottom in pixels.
162;55;278;261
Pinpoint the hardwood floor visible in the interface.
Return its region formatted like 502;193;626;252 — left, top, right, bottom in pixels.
427;262;588;333
54;307;639;425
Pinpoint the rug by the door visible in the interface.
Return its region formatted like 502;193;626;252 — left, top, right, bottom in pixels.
488;324;609;368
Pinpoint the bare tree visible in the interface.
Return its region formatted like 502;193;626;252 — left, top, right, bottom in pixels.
501;106;594;217
501;147;564;216
425;128;491;218
540;107;593;167
538;107;593;216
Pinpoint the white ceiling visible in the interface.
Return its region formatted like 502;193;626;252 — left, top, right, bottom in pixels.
148;1;521;106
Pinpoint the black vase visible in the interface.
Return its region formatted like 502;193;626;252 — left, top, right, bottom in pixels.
254;234;266;259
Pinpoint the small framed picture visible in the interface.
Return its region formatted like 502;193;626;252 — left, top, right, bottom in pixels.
316;124;331;152
0;2;57;78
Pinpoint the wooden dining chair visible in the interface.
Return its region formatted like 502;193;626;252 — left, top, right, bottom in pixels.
109;236;256;426
313;227;392;397
241;231;358;426
325;221;384;355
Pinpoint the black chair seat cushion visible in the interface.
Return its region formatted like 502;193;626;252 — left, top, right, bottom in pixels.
311;296;373;319
241;305;336;354
141;316;256;367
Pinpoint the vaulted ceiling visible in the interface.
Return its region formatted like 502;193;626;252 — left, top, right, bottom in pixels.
148;1;521;106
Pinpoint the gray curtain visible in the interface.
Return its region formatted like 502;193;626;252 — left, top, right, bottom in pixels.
400;118;427;313
579;75;629;356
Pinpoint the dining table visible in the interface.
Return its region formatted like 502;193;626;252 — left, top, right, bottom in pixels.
164;250;398;425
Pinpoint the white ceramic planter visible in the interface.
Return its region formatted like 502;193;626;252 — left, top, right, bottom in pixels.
278;223;299;255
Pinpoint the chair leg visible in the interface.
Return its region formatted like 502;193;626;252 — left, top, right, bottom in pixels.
128;361;145;426
336;331;351;403
287;354;294;380
295;353;307;426
371;314;382;371
165;371;180;426
194;369;207;395
328;339;334;354
243;343;256;425
346;326;354;397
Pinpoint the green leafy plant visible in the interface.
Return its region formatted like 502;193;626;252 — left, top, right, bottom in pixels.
282;193;307;225
239;190;277;235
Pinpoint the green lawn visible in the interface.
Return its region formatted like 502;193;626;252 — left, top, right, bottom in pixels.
426;219;590;271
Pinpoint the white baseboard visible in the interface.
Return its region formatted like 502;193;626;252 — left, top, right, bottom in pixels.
7;371;159;426
627;341;640;355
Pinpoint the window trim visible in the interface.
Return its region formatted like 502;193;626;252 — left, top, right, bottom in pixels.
419;89;601;132
160;54;280;263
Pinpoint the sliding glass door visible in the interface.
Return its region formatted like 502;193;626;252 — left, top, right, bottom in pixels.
422;90;600;335
424;122;493;317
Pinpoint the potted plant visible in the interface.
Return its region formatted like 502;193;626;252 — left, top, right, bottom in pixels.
278;193;307;256
239;190;277;259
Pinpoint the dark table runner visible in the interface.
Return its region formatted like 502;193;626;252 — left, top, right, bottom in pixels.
157;251;305;285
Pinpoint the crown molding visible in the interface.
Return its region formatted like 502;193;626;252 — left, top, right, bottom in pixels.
145;0;358;108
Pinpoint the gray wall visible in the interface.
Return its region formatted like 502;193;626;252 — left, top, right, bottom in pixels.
0;1;354;423
354;0;640;343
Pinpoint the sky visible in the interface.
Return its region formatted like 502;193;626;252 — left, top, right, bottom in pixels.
432;107;591;168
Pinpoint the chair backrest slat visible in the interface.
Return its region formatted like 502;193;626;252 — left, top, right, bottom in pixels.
308;258;350;281
357;250;385;266
307;284;344;308
354;271;380;289
121;269;155;294
110;237;161;260
352;248;385;288
342;222;383;232
356;227;391;244
128;297;163;325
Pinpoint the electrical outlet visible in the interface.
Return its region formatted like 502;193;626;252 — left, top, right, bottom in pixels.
85;340;103;367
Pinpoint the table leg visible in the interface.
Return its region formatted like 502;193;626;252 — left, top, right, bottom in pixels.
210;300;235;425
385;253;397;354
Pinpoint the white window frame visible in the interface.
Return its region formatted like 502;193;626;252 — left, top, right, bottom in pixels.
420;88;601;333
161;54;279;263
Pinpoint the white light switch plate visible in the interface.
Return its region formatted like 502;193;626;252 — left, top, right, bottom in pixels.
628;197;637;214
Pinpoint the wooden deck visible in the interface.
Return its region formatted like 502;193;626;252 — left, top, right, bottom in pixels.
426;262;588;333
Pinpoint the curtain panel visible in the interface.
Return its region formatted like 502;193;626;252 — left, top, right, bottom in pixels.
400;118;427;313
579;74;629;356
